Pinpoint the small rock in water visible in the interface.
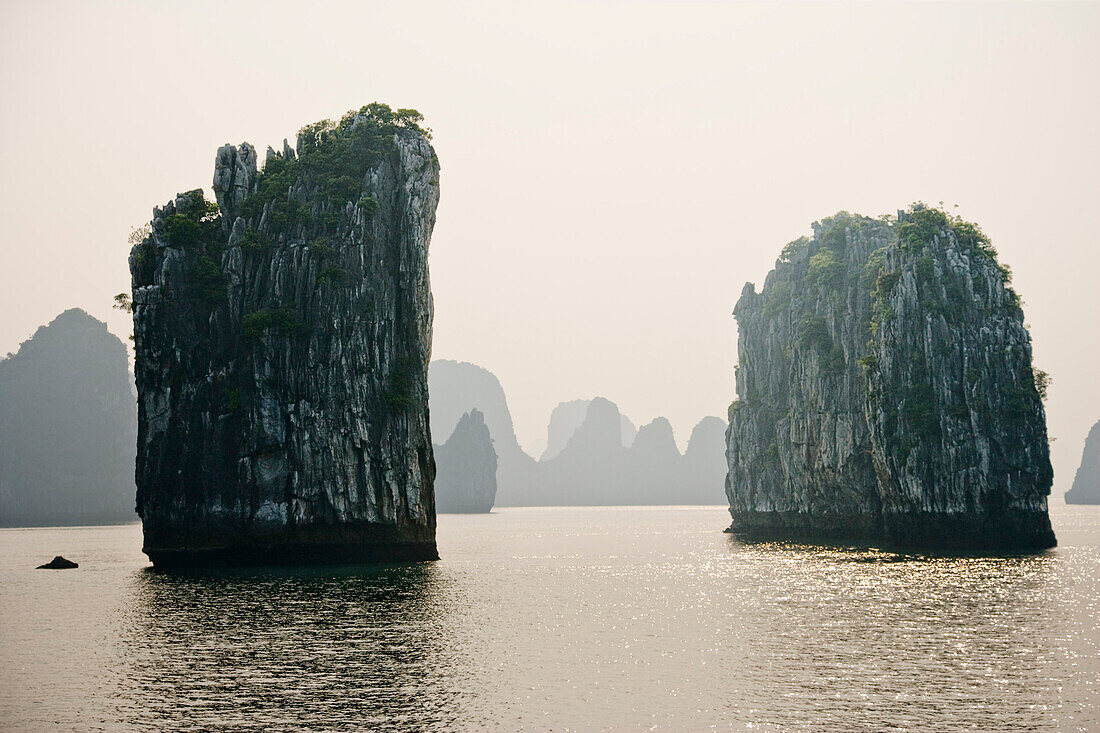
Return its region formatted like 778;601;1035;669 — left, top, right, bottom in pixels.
36;556;78;570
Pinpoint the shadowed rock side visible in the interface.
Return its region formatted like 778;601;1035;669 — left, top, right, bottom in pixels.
434;409;497;513
1066;421;1100;504
540;399;636;461
427;359;536;505
0;309;137;526
726;207;1055;551
129;105;440;567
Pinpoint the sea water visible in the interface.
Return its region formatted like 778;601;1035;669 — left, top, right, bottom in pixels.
1;504;1097;731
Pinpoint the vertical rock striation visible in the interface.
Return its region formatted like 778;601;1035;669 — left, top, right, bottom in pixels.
129;105;440;566
726;207;1055;551
434;409;498;513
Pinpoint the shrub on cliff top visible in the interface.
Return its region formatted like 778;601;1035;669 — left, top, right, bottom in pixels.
164;191;221;249
241;103;428;227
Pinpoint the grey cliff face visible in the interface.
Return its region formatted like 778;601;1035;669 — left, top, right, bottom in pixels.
129;107;440;566
1066;420;1100;504
726;208;1055;551
434;409;498;513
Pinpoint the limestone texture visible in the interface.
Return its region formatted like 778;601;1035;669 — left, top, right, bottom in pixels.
726;207;1055;551
434;409;498;513
129;105;440;566
1065;420;1100;504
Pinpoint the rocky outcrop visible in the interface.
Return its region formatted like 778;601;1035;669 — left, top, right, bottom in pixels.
434;409;497;513
427;359;536;506
129;105;440;566
511;398;725;506
530;397;628;506
0;309;137;526
540;399;636;461
1066;421;1100;504
36;556;78;569
626;417;681;504
681;417;729;504
726;207;1055;551
426;359;728;506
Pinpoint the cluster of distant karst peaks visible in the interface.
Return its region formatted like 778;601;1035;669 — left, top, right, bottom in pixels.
428;360;728;511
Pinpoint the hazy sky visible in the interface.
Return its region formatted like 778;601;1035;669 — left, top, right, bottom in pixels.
1;1;1097;493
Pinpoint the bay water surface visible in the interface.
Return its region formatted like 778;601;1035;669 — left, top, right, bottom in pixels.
2;504;1097;731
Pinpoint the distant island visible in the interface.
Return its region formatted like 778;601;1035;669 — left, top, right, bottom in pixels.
429;360;728;510
128;104;440;566
725;206;1055;551
0;309;136;526
428;359;536;508
434;409;497;513
1065;420;1100;504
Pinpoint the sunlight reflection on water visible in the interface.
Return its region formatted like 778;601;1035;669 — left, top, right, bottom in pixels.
1;504;1097;731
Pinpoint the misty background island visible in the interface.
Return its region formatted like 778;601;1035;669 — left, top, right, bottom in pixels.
0;105;1068;560
1;4;1099;731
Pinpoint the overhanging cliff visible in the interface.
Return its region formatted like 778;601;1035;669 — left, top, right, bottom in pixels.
129;104;440;566
726;206;1055;551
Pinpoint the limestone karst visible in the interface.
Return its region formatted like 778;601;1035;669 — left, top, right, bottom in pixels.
427;361;729;507
427;359;536;506
540;399;636;461
129;105;440;566
434;409;498;513
681;417;729;504
1065;420;1100;504
725;206;1055;550
528;400;727;506
0;309;137;526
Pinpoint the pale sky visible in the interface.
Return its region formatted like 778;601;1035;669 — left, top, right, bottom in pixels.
1;1;1097;495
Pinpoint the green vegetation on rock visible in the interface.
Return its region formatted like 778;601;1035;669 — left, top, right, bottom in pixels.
725;202;1054;550
240;104;428;230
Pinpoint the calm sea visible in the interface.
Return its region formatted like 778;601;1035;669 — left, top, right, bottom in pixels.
1;504;1097;731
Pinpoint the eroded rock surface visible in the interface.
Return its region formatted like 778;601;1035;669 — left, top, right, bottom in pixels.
129;105;440;566
726;207;1055;551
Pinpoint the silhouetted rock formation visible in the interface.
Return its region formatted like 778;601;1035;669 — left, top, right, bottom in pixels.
627;417;681;504
529;398;627;505
427;361;728;506
36;556;78;569
540;399;636;461
726;207;1055;551
434;409;497;513
681;417;729;504
129;105;440;567
427;359;536;505
1066;421;1100;504
0;309;136;526
510;399;724;506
